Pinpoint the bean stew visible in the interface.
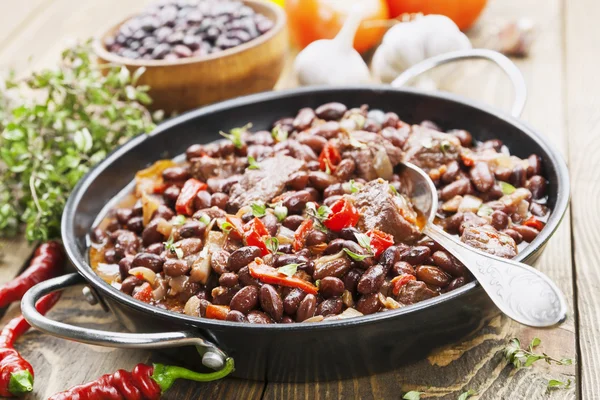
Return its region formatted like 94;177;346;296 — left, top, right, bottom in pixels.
89;102;550;324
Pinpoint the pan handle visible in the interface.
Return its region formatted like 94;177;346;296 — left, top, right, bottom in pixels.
21;273;227;370
391;49;527;118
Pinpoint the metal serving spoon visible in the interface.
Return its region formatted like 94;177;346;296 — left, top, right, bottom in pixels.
397;162;567;328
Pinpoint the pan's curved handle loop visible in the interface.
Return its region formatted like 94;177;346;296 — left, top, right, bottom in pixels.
391;49;527;118
22;273;227;370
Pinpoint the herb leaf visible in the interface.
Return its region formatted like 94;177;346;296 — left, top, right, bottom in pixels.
277;263;303;277
273;204;288;221
439;139;451;154
271;124;288;142
251;201;267;218
402;391;423;400
343;248;371;262
173;215;187;226
220;123;251;149
164;235;183;259
264;237;280;254
219;221;234;233
247;155;260;170
547;379;571;391
503;337;574;369
348;179;360;193
499;181;516;195
457;389;477;400
354;232;373;254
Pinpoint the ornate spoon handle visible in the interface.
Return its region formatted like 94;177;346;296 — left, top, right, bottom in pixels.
423;224;567;327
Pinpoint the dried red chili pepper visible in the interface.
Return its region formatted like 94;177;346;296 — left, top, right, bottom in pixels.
293;219;314;252
0;292;61;397
48;358;235;400
523;216;545;231
318;142;341;173
175;178;207;216
248;261;318;295
366;229;394;258
243;218;271;256
0;241;64;309
391;274;416;296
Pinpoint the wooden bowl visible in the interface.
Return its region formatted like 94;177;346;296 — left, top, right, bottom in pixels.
93;0;288;113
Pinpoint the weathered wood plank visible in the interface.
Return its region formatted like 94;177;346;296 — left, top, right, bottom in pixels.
564;0;600;397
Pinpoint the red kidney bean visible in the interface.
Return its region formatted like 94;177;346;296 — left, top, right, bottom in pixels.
261;213;279;237
121;276;142;295
260;284;283;321
211;250;231;274
357;264;386;294
118;256;133;280
392;261;415;276
219;272;238;288
193;190;212;210
313;257;351;279
283;190;311;213
116;208;133;225
323;238;345;255
530;202;548;217
440;179;471;200
381;126;409;148
526;175;547;199
493;167;512;182
152;205;175;221
198;299;211;318
308;171;337;191
238;266;261;287
226;310;248;322
380;245;402;271
163;258;190;276
416;265;450;287
246;130;274;146
296;132;327;153
146;242;164;255
132;252;165;273
490;210;509;231
247;310;273;324
281;315;294;323
126;216;144;234
323;183;345;198
324;195;342;207
334;158;356;181
114;231;140;258
441;161;460;184
212;286;236;306
449;129;472;147
296;294;317;322
105;219;120;233
293;108;316;131
382;112;400;128
316;102;347;120
443;212;465;234
186;144;204;160
316;298;343;316
527;154;542;177
343;268;362;294
211;193;229;210
283;288;307;316
179;221;207;238
170;238;202;258
132;201;143;217
228;246;261;272
512;225;540;242
91;227;108;244
305;187;321;202
510;164;527;187
356;293;381;315
274;253;309;268
401;246;431;265
282;215;304;230
312;121;341;140
431;251;465;277
446;277;467;292
470;162;494;192
286;171;309;190
503;228;523;244
305;230;328;247
230;285;259;314
319;277;345;298
162;166;190;182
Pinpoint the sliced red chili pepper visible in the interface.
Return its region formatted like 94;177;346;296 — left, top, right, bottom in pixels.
225;215;245;240
460;152;475;167
323;197;359;232
523;216;545;231
293;219;314;251
152;182;168;195
243;217;271;256
318;141;341;173
133;284;153;303
248;262;318;295
205;305;230;320
175;178;207;216
391;274;416;296
366;229;394;258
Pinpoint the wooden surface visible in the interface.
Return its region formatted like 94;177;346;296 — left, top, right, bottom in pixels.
0;0;595;398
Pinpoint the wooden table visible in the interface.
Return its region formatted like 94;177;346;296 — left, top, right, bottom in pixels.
0;0;597;398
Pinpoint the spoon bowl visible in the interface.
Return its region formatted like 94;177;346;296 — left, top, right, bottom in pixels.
397;162;568;328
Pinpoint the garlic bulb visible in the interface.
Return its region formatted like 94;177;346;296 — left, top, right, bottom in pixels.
371;15;472;84
294;7;371;86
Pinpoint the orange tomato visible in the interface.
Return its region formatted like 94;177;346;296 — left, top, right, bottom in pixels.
285;0;390;53
386;0;487;31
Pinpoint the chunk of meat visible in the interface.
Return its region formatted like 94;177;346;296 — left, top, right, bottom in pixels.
460;147;529;174
461;225;518;258
341;131;403;181
229;155;307;210
352;179;421;242
396;280;439;305
402;125;461;171
189;156;246;181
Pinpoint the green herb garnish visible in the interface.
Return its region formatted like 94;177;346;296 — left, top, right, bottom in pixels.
402;391;423;400
305;202;331;233
219;221;234;233
349;179;360;193
547;379;571;391
354;232;373;254
0;42;156;241
199;214;211;226
440;139;451;154
164;235;183;259
457;389;477;400
250;201;267;218
247;155;260;170
271;124;287;142
173;215;187;226
503;337;573;369
315;279;321;288
273;204;288;221
264;237;280;254
499;181;516;195
220;123;251;149
277;263;304;277
389;184;400;196
343;248;372;262
477;204;494;217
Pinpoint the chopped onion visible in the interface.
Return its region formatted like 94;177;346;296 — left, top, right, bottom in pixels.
152;277;167;301
442;195;463;212
184;296;201;317
327;307;364;321
302;315;325;323
277;226;295;245
96;263;120;282
500;187;531;209
517;200;530;219
129;267;157;286
156;218;173;237
373;147;393;180
141;192;161;226
314;250;345;269
458;195;483;213
168;275;189;295
190;253;211;284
